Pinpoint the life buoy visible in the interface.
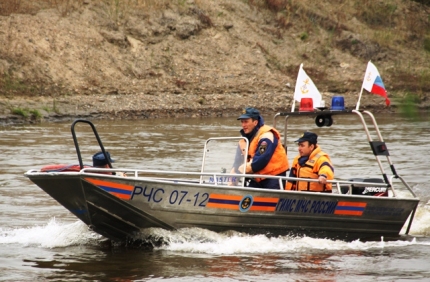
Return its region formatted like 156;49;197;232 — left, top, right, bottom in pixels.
40;164;90;172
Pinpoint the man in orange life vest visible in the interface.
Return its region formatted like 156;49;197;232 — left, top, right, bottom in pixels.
230;107;289;189
286;131;334;192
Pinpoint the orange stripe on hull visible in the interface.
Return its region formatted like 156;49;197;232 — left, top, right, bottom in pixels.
253;197;279;203
85;178;134;191
334;210;364;216
206;203;238;210
209;194;243;201
109;192;131;200
249;206;276;212
337;201;367;207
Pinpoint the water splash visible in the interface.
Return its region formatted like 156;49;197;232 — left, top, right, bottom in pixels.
2;218;430;254
408;203;430;236
139;227;428;255
0;218;103;248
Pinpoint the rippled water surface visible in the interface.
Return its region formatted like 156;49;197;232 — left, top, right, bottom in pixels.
1;112;430;281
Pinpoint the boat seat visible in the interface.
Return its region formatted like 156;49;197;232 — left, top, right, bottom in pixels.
340;178;387;196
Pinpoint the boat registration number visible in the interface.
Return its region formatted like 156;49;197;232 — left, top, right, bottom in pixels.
131;186;209;207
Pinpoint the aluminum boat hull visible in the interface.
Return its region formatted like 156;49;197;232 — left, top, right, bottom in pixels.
25;171;419;241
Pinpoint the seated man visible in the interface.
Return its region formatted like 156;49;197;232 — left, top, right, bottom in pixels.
92;151;126;176
92;151;115;168
286;132;334;192
231;107;289;189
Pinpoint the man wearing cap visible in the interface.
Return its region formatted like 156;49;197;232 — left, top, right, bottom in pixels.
286;132;334;192
92;151;115;168
92;151;126;176
231;107;289;189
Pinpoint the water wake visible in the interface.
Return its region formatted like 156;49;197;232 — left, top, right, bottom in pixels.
2;218;430;253
0;218;103;248
139;227;427;255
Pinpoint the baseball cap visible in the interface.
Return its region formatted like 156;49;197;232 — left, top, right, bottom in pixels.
92;151;115;166
295;132;318;144
237;107;260;120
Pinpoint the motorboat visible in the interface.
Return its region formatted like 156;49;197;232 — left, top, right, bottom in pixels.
24;108;420;242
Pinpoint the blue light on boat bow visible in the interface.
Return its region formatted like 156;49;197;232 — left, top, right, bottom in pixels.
331;96;345;111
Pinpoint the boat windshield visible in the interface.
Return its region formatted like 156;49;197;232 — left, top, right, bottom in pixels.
199;137;247;187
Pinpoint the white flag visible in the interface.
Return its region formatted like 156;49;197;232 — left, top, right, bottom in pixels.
294;63;322;107
360;61;390;106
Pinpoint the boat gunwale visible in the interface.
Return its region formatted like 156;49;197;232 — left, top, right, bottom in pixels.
24;169;420;202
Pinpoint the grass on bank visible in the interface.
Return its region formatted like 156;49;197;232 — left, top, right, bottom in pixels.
11;107;43;119
11;107;29;118
398;92;429;121
8;100;60;120
10;107;46;121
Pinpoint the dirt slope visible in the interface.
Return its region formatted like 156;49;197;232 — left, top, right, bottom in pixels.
0;0;429;124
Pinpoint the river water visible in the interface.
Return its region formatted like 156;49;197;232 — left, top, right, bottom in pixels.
1;112;430;281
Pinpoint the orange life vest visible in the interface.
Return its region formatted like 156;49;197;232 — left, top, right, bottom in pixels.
287;147;332;192
40;164;88;172
241;125;289;182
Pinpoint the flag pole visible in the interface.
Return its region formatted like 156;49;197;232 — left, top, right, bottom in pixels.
356;60;371;111
355;87;364;111
291;63;303;113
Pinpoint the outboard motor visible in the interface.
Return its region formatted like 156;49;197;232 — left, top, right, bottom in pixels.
341;178;388;196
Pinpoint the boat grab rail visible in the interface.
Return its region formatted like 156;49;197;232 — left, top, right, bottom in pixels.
272;109;417;198
352;110;390;184
390;174;417;198
78;167;394;193
81;167;388;185
358;110;416;198
70;119;112;171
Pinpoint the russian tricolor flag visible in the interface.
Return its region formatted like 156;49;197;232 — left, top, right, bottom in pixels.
361;61;391;106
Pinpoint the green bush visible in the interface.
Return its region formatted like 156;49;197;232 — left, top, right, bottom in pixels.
12;107;29;118
300;32;308;41
30;109;42;119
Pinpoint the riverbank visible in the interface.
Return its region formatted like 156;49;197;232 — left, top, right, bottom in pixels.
1;0;428;125
0;90;401;125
